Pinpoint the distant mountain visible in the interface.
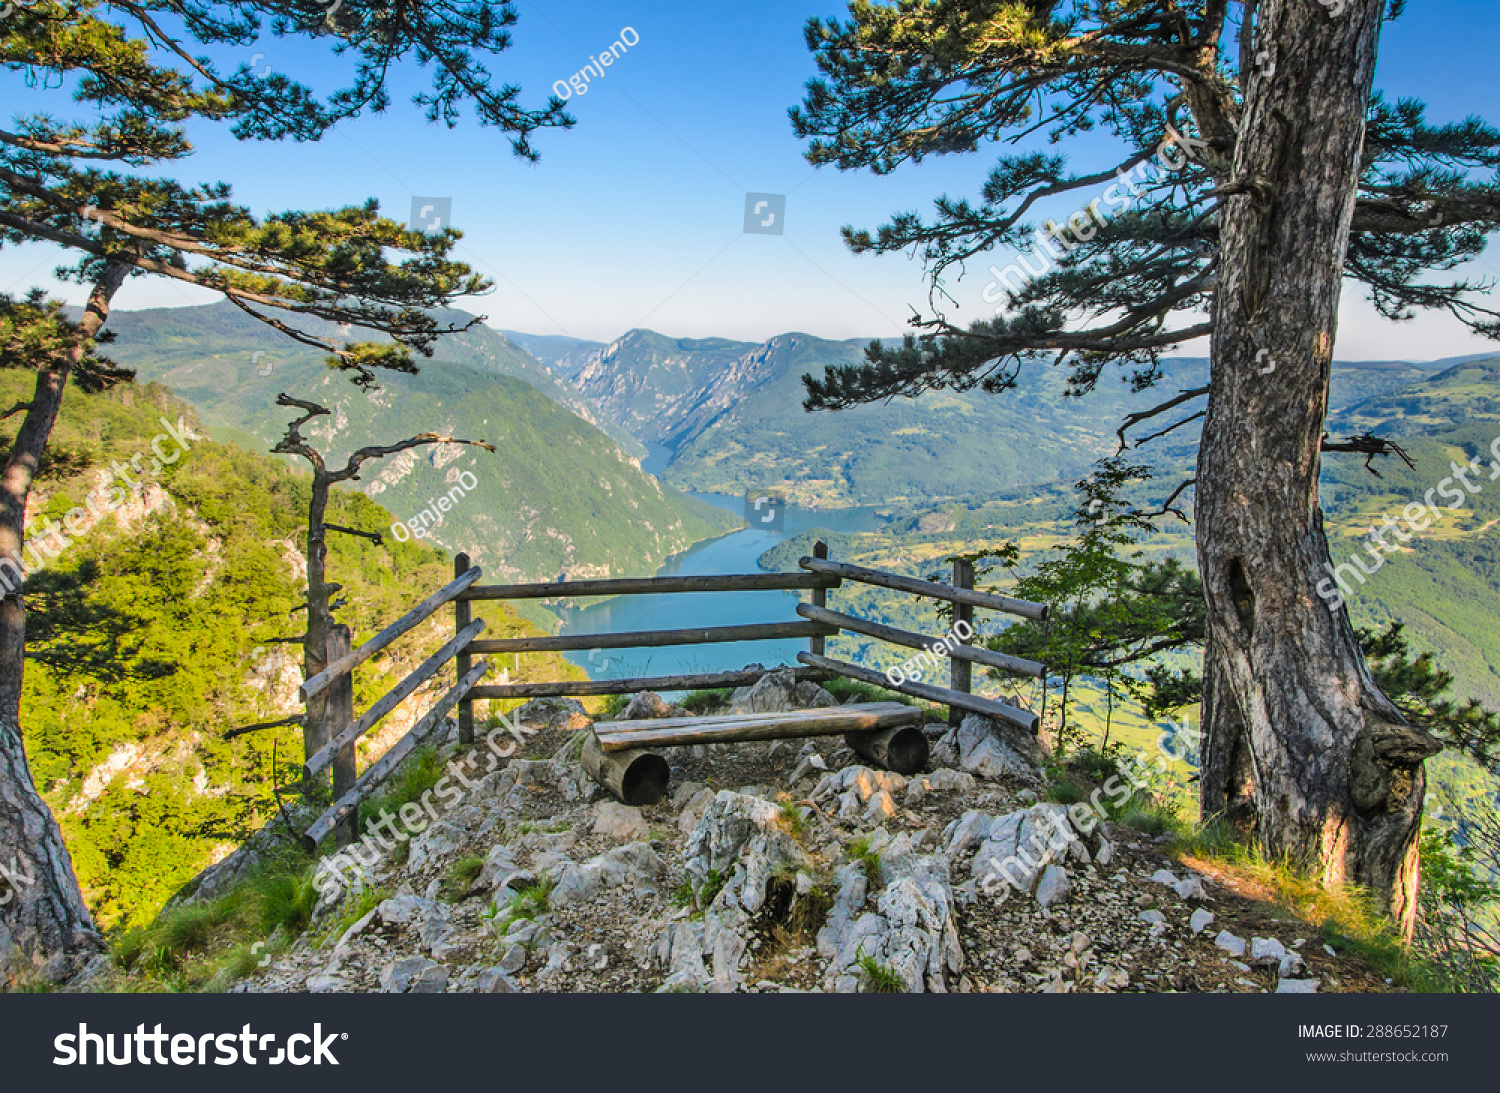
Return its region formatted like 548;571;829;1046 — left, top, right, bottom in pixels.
499;331;607;383
98;303;644;459
1329;356;1500;438
545;326;1474;507
561;328;1201;505
571;330;761;446
100;303;733;583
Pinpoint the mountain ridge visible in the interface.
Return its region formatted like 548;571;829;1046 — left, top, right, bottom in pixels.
96;303;734;584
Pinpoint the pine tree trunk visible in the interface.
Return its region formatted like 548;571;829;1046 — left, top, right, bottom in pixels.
1196;0;1439;935
1;721;103;976
0;266;124;974
0;265;127;724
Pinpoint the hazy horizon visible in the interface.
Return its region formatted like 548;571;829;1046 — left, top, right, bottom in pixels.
6;0;1500;361
97;298;1499;367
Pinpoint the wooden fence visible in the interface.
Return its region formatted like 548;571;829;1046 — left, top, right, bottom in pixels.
289;541;1049;851
295;564;492;849
455;539;1048;751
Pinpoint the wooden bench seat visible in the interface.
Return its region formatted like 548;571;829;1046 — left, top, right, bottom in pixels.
581;702;929;805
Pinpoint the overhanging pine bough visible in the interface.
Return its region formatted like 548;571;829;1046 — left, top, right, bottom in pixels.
0;0;569;973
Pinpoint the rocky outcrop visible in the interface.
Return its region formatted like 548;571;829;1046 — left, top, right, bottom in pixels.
684;792;811;914
204;682;1364;997
935;714;1049;785
618;692;688;720
728;668;837;715
817;830;963;993
513;697;591;732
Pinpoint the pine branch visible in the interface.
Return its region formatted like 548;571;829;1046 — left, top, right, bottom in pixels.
329;434;496;483
224;714;306;741
1135;478;1196;523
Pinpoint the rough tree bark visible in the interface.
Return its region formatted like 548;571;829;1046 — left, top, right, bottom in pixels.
1197;0;1440;934
0;266;124;975
0;721;103;977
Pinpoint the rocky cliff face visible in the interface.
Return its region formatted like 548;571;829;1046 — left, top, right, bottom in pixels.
569;331;855;455
572;330;756;446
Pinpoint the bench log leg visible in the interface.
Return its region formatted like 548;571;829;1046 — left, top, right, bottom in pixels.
845;725;928;776
582;731;670;806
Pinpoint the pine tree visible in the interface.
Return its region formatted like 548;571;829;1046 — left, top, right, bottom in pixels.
0;0;567;975
790;0;1500;931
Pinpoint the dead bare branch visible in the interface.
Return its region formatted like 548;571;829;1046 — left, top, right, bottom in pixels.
1320;432;1417;477
1134;477;1196;523
1116;386;1210;451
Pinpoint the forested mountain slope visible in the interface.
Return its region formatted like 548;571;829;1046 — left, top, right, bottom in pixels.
8;377;584;927
100;304;731;583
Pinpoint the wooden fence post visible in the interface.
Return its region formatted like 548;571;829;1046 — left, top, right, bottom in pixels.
949;558;974;728
325;624;357;846
455;553;474;747
809;540;829;657
303;650;331;799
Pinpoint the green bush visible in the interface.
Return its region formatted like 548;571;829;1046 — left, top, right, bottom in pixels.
855;952;904;993
680;688;732;714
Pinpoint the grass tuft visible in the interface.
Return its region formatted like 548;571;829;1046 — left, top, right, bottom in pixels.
111;852;320;991
855;951;905;993
359;746;442;835
1175;824;1444;991
679;688;732;714
777;800;809;843
497;877;556;930
320;884;390;944
847;836;883;889
439;854;486;903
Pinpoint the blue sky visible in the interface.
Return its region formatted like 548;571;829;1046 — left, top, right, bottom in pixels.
3;0;1499;358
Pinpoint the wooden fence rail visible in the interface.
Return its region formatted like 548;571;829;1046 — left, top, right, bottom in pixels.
299;565;482;702
458;572;839;601
795;603;1046;679
279;539;1056;850
469;666;831;701
798;651;1040;733
798;555;1049;620
303;660;490;849
291;565;489;848
467;620;834;656
303;618;486;779
447;542;1049;748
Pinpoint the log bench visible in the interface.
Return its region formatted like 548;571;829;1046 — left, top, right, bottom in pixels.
581;702;928;806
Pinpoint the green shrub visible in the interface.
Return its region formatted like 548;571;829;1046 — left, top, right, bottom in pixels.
680;688;732;714
1069;744;1124;785
855;951;904;993
596;694;630;719
671;869;727;914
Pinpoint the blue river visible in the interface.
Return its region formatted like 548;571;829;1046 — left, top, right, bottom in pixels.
554;478;881;681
